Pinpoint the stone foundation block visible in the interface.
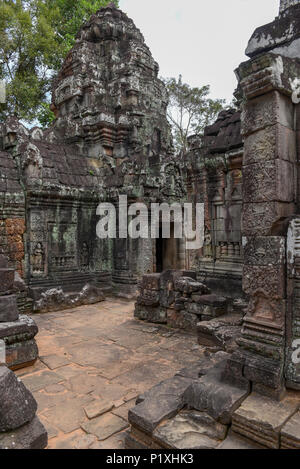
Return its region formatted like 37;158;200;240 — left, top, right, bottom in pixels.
281;411;300;449
137;289;160;307
0;295;19;323
141;274;161;291
167;309;198;330
232;392;300;449
134;304;167;324
0;269;15;294
0;366;37;432
0;416;48;449
190;294;227;319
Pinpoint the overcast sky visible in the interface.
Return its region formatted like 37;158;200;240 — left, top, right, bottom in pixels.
119;0;279;103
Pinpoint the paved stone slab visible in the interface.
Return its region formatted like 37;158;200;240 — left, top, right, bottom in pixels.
42;397;91;433
49;431;97;450
84;400;114;419
21;370;63;392
40;354;71;370
20;300;204;448
81;413;129;440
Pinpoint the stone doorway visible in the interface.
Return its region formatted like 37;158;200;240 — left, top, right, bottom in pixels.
156;222;183;272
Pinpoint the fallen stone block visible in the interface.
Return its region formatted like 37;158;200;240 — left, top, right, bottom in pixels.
34;283;105;313
130;376;193;434
129;396;184;436
137;376;193;405
192;294;228;319
174;277;210;295
184;360;250;425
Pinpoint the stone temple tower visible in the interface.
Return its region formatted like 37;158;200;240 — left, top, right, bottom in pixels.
280;0;300;14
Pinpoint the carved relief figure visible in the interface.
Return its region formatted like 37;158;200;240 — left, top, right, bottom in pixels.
81;242;89;271
33;242;44;273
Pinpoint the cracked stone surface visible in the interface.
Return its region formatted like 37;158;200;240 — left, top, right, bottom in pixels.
17;299;205;449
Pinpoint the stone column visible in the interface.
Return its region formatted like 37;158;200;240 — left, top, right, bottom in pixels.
226;54;300;399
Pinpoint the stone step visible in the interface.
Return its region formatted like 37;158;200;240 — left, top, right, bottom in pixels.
232;392;300;449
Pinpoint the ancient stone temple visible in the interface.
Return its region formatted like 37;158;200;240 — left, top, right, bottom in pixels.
0;2;187;306
2;0;300;450
127;1;300;449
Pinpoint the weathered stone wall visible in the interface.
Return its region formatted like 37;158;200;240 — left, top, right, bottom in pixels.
184;110;244;298
0;136;26;277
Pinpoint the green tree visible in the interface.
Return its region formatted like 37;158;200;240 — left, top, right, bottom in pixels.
0;0;118;126
163;75;226;154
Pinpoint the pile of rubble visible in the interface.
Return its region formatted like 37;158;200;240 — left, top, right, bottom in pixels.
135;270;245;352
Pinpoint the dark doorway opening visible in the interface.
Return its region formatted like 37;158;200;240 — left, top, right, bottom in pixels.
156;222;181;272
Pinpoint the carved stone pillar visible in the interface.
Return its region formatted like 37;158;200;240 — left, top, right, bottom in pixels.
226;54;300;398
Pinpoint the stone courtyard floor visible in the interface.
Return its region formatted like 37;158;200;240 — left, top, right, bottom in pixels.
16;298;204;449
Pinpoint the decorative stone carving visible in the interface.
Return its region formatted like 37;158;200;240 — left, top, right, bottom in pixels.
32;242;44;274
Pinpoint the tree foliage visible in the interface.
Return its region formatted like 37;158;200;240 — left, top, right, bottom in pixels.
0;0;119;126
163;75;226;154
